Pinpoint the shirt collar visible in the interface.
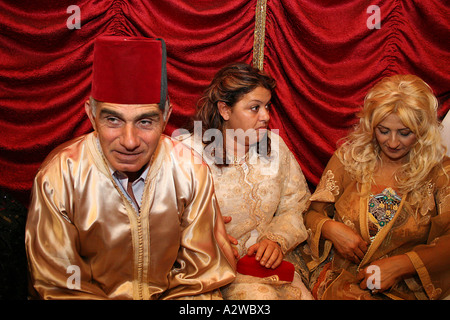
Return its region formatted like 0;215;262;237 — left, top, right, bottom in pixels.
111;165;150;186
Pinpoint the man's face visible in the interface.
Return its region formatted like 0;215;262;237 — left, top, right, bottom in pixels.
86;101;166;181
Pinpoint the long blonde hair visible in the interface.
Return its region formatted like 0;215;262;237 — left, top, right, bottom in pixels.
337;74;446;203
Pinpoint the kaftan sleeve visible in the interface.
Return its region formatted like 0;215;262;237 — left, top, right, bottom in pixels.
162;164;236;300
25;171;107;300
259;145;311;254
404;158;450;300
303;152;346;265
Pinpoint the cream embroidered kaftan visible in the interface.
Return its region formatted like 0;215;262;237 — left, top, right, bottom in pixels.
178;131;313;299
25;132;235;299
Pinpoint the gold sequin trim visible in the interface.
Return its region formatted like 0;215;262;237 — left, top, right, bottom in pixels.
252;0;267;70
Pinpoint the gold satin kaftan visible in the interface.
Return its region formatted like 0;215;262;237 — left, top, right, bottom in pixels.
25;132;235;299
303;152;450;300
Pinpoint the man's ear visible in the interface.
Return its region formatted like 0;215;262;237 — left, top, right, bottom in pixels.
162;104;172;131
217;101;231;121
85;100;97;131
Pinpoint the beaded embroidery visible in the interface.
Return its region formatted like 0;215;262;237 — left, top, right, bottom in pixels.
368;187;401;241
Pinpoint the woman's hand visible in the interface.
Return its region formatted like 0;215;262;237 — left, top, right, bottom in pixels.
247;239;284;269
322;220;368;264
357;255;416;293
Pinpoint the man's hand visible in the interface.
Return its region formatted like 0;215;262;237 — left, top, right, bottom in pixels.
222;216;240;259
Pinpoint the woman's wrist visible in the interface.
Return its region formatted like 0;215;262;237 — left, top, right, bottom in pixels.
321;219;337;241
394;254;417;279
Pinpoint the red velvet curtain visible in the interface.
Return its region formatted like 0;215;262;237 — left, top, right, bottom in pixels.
0;0;449;205
264;0;450;185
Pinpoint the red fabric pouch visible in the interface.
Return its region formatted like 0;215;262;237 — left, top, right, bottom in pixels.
236;255;295;282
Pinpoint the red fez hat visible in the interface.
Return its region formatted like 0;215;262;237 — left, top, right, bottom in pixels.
236;255;295;282
91;36;167;107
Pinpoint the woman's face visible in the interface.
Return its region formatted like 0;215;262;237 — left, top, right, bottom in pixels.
374;113;417;163
219;86;271;148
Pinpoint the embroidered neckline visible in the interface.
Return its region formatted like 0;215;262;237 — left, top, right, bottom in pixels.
368;187;402;241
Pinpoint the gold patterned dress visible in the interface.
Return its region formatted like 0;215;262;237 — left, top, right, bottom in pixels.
301;152;450;300
178;131;314;299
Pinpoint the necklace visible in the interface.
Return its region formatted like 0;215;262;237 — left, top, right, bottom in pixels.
230;153;249;166
368;187;401;240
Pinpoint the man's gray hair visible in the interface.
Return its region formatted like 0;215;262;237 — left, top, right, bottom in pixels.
89;96;98;117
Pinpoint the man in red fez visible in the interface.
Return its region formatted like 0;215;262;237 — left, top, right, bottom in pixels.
25;36;235;299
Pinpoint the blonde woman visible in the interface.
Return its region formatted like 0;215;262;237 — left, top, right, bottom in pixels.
303;75;450;300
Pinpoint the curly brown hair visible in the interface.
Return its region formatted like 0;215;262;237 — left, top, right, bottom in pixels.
191;62;276;166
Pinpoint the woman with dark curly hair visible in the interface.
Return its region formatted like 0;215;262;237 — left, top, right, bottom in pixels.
177;62;313;299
